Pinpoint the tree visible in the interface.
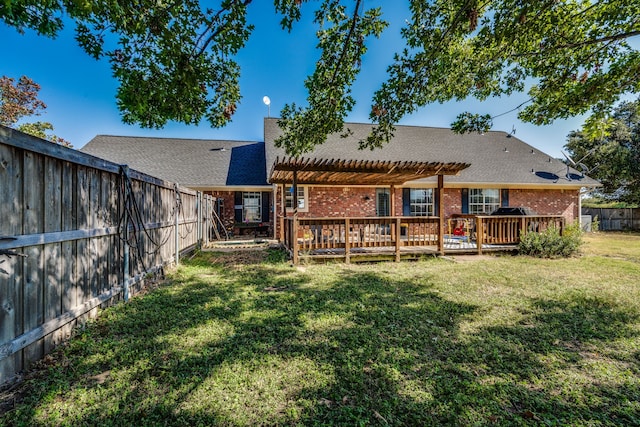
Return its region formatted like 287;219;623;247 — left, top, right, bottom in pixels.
564;98;640;205
2;1;639;155
0;75;71;147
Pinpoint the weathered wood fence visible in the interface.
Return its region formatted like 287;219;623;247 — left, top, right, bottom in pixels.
0;127;216;385
581;208;640;231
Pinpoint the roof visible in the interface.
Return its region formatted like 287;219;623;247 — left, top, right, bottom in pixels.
269;156;469;185
81;135;268;188
264;118;601;189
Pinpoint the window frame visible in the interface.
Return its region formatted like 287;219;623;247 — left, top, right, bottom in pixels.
468;188;500;215
242;191;262;223
284;185;308;213
409;188;434;216
376;188;391;217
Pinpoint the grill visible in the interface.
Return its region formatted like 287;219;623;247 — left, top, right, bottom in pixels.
490;207;536;216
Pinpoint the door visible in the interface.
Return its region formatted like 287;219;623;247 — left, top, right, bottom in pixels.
376;188;390;217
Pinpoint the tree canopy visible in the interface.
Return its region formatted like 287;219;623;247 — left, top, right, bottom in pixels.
564;98;640;205
1;0;639;155
0;75;71;146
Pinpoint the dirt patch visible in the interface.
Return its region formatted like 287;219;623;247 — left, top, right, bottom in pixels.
447;254;499;263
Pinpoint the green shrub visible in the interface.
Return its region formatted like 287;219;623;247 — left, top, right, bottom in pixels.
519;222;583;258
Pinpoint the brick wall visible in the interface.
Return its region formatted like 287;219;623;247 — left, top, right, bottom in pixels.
204;191;236;233
508;188;578;222
273;185;579;236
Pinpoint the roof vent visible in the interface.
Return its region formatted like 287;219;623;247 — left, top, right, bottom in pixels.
210;147;227;152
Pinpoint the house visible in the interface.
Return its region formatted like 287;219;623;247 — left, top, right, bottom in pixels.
82;118;599;258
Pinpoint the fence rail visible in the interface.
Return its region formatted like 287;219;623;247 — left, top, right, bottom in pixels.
581;208;640;231
0;126;216;385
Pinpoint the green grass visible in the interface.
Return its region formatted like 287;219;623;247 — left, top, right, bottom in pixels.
2;233;640;426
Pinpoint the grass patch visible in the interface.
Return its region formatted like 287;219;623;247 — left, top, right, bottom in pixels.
2;239;640;426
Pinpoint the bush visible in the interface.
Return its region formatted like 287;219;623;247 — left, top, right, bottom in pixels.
519;222;583;258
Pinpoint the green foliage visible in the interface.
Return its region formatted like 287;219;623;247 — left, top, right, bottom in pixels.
2;1;639;154
519;222;583;258
565;98;640;205
0;75;71;146
581;197;639;209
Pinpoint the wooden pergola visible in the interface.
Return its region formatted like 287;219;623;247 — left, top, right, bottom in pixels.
270;156;471;257
269;156;471;186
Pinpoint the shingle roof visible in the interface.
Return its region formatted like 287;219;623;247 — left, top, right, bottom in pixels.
81;135;268;188
263;118;601;188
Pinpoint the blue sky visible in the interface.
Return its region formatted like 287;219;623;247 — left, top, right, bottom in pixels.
0;2;588;156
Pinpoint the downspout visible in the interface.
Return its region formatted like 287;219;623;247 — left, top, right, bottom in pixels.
578;188;582;228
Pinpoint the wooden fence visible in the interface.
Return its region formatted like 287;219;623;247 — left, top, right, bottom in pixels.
0;127;216;385
581;208;640;231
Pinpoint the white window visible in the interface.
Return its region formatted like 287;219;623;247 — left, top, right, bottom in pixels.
410;188;434;216
469;188;500;214
285;186;308;212
243;192;262;222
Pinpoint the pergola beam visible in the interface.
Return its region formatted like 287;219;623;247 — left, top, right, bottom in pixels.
269;156;470;186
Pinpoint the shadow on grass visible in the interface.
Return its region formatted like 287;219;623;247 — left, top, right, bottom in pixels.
2;252;639;426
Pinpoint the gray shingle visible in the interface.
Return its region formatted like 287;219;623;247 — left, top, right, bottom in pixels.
264;118;600;188
81;135;268;187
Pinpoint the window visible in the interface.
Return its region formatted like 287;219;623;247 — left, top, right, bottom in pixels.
468;188;500;214
409;188;434;216
285;186;308;212
376;188;390;216
242;192;262;222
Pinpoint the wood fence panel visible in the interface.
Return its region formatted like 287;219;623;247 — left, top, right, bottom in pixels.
76;166;90;325
44;156;63;353
23;150;45;367
61;160;77;340
1;127;209;385
0;142;23;382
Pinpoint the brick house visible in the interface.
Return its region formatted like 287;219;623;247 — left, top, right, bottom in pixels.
82;118;600;244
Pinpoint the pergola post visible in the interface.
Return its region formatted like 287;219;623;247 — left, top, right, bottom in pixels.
390;185;396;216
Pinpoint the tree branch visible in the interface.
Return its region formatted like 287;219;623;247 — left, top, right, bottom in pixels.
195;0;253;57
514;29;640;58
328;0;362;85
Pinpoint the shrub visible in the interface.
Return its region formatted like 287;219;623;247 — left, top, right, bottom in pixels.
519;222;583;258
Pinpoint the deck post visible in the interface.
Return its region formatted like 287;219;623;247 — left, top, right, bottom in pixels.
292;216;299;265
438;175;445;255
279;184;286;242
291;169;300;264
477;217;484;255
395;217;401;262
345;217;351;264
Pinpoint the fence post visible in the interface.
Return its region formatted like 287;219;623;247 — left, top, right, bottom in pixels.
121;165;130;302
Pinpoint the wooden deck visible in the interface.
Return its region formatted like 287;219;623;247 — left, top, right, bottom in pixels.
283;215;564;264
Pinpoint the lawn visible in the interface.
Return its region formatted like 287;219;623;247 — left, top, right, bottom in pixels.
1;232;640;426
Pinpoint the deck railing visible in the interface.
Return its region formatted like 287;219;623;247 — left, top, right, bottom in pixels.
283;216;441;263
283;214;566;262
474;215;565;253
